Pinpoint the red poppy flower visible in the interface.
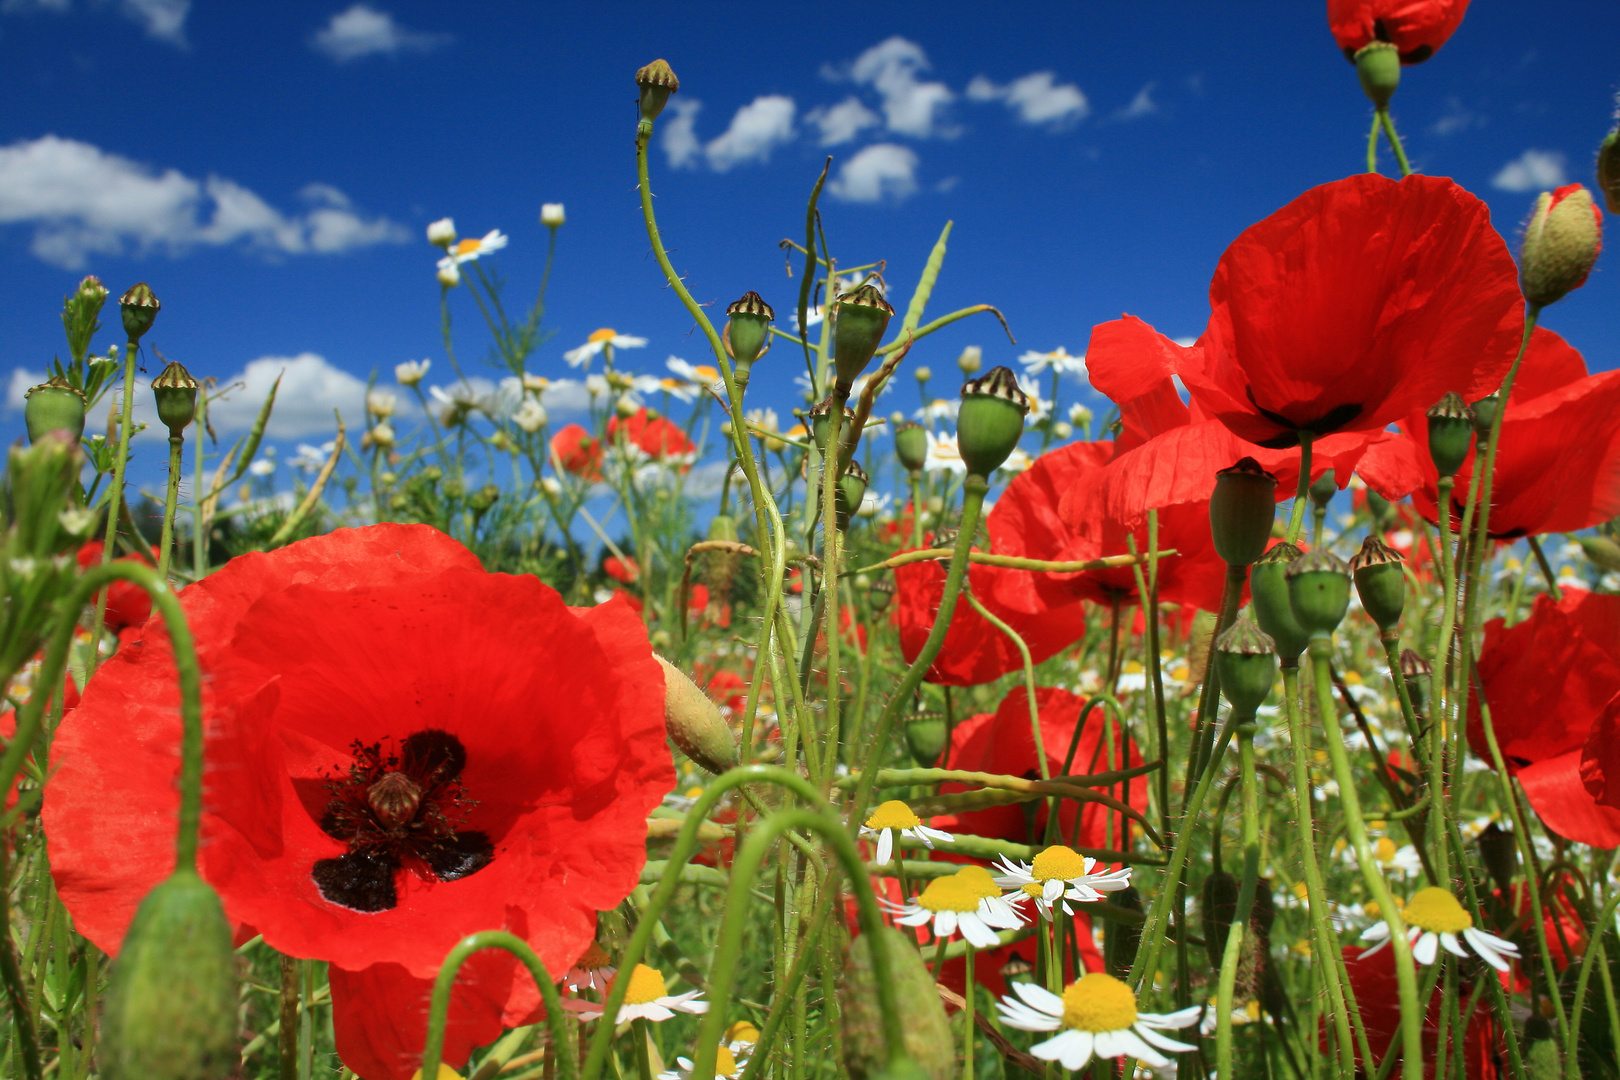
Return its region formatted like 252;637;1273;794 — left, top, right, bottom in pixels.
1176;175;1522;450
45;524;673;1079
605;555;640;583
550;423;603;480
607;409;696;461
1327;0;1471;63
1468;588;1620;847
76;541;154;632
1338;945;1502;1078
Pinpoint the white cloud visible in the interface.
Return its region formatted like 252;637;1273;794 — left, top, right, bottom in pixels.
2;0;190;46
661;100;703;169
968;71;1089;128
312;4;449;62
0;136;408;269
209;354;366;438
1112;82;1157;122
6;367;43;410
844;37;955;138
1430;96;1485;136
806;96;881;146
828;144;918;203
661;96;797;172
1492;149;1568;193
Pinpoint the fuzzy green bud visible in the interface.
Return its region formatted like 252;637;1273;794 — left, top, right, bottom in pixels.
656;654;738;774
1285;547;1352;639
1350;535;1406;632
725;291;774;378
24;376;87;443
1578;534;1620;574
118;282;160;342
1599;129;1620;215
1214;617;1278;716
63;274;108;363
9;432;83;558
1400;648;1431;713
1476;822;1518;894
894;421;927;473
955;366;1029;478
635;59;679;126
869;574;896;613
1250;543;1310;664
1365;488;1391;524
835;460;869;528
1470;392;1500;440
831;284;893;393
151;360;199;438
841;928;953;1080
1425;392;1475;477
809;397;854;452
1102;884;1143;977
1354;41;1401;110
1520;184;1603;308
903;711;946;766
1209;457;1278;565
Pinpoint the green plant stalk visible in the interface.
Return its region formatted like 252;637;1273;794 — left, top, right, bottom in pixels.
633;1020;654;1080
735;884;839;1080
419;932;575;1080
1367;112;1381;174
279;953;299;1080
1309;642;1423;1080
907;470;923;549
157;434;184;579
1215;718;1261;1080
965;590;1048;779
1186;562;1247;799
1378;110;1412;177
88;333;143;670
1284;433;1315;545
962;945;976;1080
0;837;41;1080
1126;515;1171;838
820;393;846;789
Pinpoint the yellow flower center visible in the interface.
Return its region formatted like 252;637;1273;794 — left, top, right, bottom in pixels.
916;875;982;914
954;866;1001;899
865;800;921;830
410;1066;462;1080
621;963;668;1005
1401;888;1473;934
1031;845;1087;882
576;940;612;970
725;1021;760;1046
1060;973;1138;1032
452;238;482;257
588;328;617;343
1021;882;1045;898
693;365;719;382
1121;660;1144;675
714;1046;738;1077
1373;838;1398;862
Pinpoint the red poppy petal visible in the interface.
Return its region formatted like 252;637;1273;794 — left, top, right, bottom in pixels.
1580;691;1620;810
1519;751;1620;849
1327;0;1471;62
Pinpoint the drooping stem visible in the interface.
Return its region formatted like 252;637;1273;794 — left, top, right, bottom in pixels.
158;434;184;580
419;931;576;1080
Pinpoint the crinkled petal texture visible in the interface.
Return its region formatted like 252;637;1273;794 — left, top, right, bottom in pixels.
1191;174;1522;448
1327;0;1471;63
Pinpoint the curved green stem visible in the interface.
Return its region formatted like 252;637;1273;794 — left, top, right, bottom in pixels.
965;590;1047;779
820;392;847;787
1377;109;1411;178
418;931;575;1080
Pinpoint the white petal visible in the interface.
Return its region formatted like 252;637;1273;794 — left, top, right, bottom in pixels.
997;1000;1061;1032
1358;935;1391;959
962;913;1001;949
1135;1024;1196;1054
1359;922;1391;942
1093;1029;1121;1060
1140;1006;1204;1030
1463;928;1518;972
1115;1028;1170;1068
875;829;893;866
1037;1030;1094;1071
934;910;958;939
1440;932;1469;958
1413;931;1439;966
895;909;932;928
1012;981;1065;1016
1043;879;1065;903
677;1000;710;1015
906;828;933;851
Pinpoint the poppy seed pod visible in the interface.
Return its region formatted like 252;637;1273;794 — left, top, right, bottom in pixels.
903;711;946;766
24;376;86;443
1285;548;1352;639
1308;468;1337;509
1426;392;1476;477
634;59;679;126
869;574;896;613
1354;41;1401;109
1599;129;1620;215
831;284;893;393
1350;535;1406;632
1250;543;1311;664
100;870;239;1080
841;927;953;1080
956;366;1030;477
1400;648;1430;712
655;654;738;775
894;421;927;473
809;397;855;453
1215;617;1278;716
835;460;870;527
119;282;160;341
1520;184;1603;308
1209;457;1278;565
725;291;774;375
1470;392;1500;439
151;360;199;438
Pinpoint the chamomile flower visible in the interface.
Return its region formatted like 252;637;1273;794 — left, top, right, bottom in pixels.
564;941;617;993
860;800;952;865
513;398;549;433
1359;887;1520;971
883;869;1023;948
995;846;1132;920
565;963;709;1023
439;229;509;266
667;356;722;389
953;864;1026;929
366;389;397;418
1018;346;1087;379
724;1021;760;1055
657;1044;747;1080
565;328;648;368
426;217;457;248
1355;836;1423;878
924;430;967;475
396;359;431;386
914;398;960;424
997;974;1200;1072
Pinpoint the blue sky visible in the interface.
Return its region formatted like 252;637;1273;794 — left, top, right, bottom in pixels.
2;0;1617;488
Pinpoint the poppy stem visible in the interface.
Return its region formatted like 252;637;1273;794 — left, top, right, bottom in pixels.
157;434;183;581
1367;112;1381;174
1377;109;1413;178
1284;432;1314;546
962;945;976;1080
1526;534;1562;600
820;390;847;789
87;333;142;677
420;931;576;1080
1214;716;1259;1079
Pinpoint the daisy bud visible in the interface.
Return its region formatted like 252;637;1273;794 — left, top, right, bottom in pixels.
1308;468;1337;510
840;927;952;1080
437;262;461;288
1354;41;1401;110
1051;420;1073;440
119;282;160;342
831;284;894;394
957;345;982;375
1399;648;1430;712
809;397;855;453
151;360;199;438
1103;884;1143;976
540;202;566;228
1578;534;1620;574
1250;543;1310;664
894;421;927;474
1285;548;1352;640
615;395;638;419
1202;871;1241;972
1208;457;1278;566
426;217;457;249
1214;617;1278;716
1599;129;1620;214
369;421;396;449
903;711;946;766
835;460;870;529
635;59;680;125
24;376;86;444
1476;822;1518;893
725;290;775;376
101;870;239;1080
913;365;931;383
1350;535;1405;632
956;366;1031;478
1520;184;1603;308
655;655;738;775
1425;392;1475;477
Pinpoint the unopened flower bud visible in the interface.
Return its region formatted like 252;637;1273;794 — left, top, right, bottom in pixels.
655;654;737;774
913;366;931;383
1209;457;1278;566
1599;129;1620;215
119;282;160;341
369;421;396;449
426;217;457;248
63;275;109;362
1215;617;1278;716
1354;41;1401;110
1520;184;1602;308
437;262;461;288
1476;822;1518;894
809;398;855;452
24;376;86;443
635;59;679;126
1400;648;1430;712
903;711;945;765
1365;488;1391;524
1350;535;1405;632
396;359;430;386
151;360;199;438
1104;885;1144;977
835;460;869;528
831;284;893;394
1308;469;1337;510
1202;870;1240;972
1426;392;1475;477
841;928;952;1080
894;421;927;473
869;575;896;614
614;395;638;419
1285;548;1352;639
956;366;1030;478
467;483;500;514
1251;543;1310;664
1578;534;1620;574
956;345;982;375
540;203;566;228
1470;392;1499;440
367;389;397;418
1051;420;1073;441
725;290;774;376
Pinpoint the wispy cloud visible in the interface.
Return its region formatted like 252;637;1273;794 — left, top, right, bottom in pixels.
1111;82;1158;122
312;4;450;62
968;72;1090;128
0;135;408;269
1491;149;1567;193
828;144;918;203
1;0;190;46
835;37;956;138
1430;96;1486;136
661;96;797;172
805;96;881;146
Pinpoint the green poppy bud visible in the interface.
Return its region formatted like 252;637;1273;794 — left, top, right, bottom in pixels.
1578;534;1620;574
100;869;239;1080
725;291;774;379
1400;648;1430;713
1354;41;1401;110
655;654;738;774
1308;468;1337;509
955;366;1029;478
634;59;679;126
903;712;946;766
24;376;86;443
869;574;896;613
809;397;855;452
1349;535;1405;632
1476;822;1518;894
1285;547;1352;640
1104;884;1144;977
1250;543;1310;664
831;284;893;393
151;360;199;438
894;421;927;473
836;460;869;528
1202;871;1240;972
1214;617;1278;716
1470;392;1500;440
1520;184;1603;308
1425;392;1475;478
1208;457;1278;566
118;282;160;342
1599;129;1620;215
841;927;953;1080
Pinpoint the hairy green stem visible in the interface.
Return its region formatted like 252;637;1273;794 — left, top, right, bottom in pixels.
1377;109;1412;177
158;434;184;579
420;932;575;1080
1285;434;1315;546
1214;719;1260;1080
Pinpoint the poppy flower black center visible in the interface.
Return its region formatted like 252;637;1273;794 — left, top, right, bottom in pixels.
311;729;493;913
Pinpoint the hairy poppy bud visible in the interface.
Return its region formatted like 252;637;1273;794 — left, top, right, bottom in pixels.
1209;457;1278;566
725;291;774;376
809;398;855;453
635;59;679;126
24;376;86;443
903;711;946;766
1214;617;1278;716
1350;535;1405;632
655;654;738;774
831;284;893;393
957;345;981;375
841;927;952;1080
1202;871;1240;972
1426;392;1475;477
1286;548;1352;639
63;275;109;363
894;421;927;473
119;282;160;341
1354;41;1401;109
1520;184;1602;308
1476;822;1518;894
151;360;199;438
1103;884;1144;977
1470;392;1500;440
101;869;239;1080
1578;534;1620;574
1308;468;1337;509
1599;129;1620;215
10;432;82;557
836;460;869;528
1250;543;1310;664
956;366;1030;478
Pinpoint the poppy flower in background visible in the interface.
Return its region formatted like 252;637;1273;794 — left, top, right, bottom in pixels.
1180;174;1522;450
1468;589;1620;847
76;541;153;633
607;408;697;461
550;423;603;481
605;555;640;583
45;525;673;1080
1338;945;1502;1078
1327;0;1472;64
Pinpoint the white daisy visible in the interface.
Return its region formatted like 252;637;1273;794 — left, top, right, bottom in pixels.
924;430;967;475
859;800;953;865
425;217;457;248
1359;887;1519;971
913;398;960;424
565;963;709;1023
438;228;509;266
883;868;1024;949
666;356;723;389
1018;346;1087;379
396;359;431;386
1000;447;1034;473
513;398;549;433
564;941;617;993
998;974;1200;1072
995;845;1132;921
366;389;397;418
657;1043;747;1080
290;442;335;474
565;328;649;368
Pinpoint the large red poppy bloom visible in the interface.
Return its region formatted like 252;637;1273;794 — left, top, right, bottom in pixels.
1468;588;1620;847
1338;945;1502;1078
77;540;153;632
550;423;603;480
1327;0;1471;64
1177;174;1522;450
607;408;696;461
45;524;672;1080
